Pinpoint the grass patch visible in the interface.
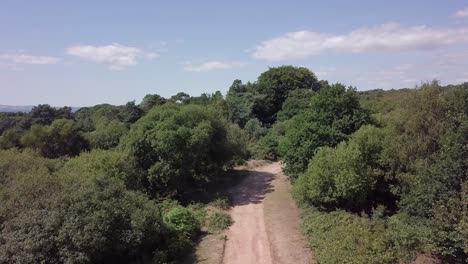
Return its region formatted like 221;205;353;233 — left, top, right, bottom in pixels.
209;197;231;210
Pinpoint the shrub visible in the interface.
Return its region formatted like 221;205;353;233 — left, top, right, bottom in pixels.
250;130;280;160
0;168;167;263
301;208;424;264
207;212;233;233
294;125;387;211
244;118;268;141
162;206;200;238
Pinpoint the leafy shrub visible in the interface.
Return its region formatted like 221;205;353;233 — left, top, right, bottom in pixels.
294;125;387;211
207;212;233;233
250;129;280;160
187;203;207;227
0;155;168;263
301;208;424;264
244;118;268;141
163;206;200;238
225;123;250;166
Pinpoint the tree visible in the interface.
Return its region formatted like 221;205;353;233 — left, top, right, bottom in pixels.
280;84;373;178
0;150;166;263
277;88;315;121
244;118;268;141
87;118;128;149
30;104;73;126
0;112;28;134
119;101;143;124
59;149;144;190
170;92;191;104
382;83;468;260
121;103;243;198
140;94;166;112
294;125;387;211
75;103;137;132
252;66;320;124
226;80;255;127
0;129;22;149
0;149;199;264
21;119;88;158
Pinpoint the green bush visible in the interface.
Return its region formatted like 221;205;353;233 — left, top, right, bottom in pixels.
294;125;387;211
250;130;280;160
244;118;268;141
163;206;200;238
0;152;168;263
301;208;424;264
207;212;233;233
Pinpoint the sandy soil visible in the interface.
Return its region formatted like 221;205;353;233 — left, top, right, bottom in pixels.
263;163;313;264
222;162;312;264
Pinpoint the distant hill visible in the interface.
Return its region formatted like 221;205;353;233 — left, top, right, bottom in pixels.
0;105;81;113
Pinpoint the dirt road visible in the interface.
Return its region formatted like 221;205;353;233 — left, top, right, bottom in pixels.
222;162;312;264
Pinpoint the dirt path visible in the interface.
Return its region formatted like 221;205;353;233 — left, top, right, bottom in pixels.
222;162;312;264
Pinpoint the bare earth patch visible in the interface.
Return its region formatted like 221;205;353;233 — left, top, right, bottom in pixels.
263;163;313;264
222;162;312;264
189;161;312;264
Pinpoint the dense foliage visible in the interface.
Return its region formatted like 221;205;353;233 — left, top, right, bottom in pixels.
121;103;243;198
279;84;373;178
0;65;466;263
0;91;243;263
292;82;468;263
226;66;320;126
223;70;467;263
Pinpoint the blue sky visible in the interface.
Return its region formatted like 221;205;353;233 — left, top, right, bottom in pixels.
1;0;468;106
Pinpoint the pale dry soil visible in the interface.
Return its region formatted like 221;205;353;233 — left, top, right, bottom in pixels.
191;161;312;264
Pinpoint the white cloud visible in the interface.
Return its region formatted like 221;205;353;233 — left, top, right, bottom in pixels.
252;23;468;60
0;53;61;64
184;61;246;72
455;7;468;17
66;43;158;69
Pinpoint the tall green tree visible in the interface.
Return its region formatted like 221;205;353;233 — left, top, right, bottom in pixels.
121;103;242;198
226;80;255;127
276;88;315;121
140;94;167;112
252;66;320;124
119;101;143;124
280;84;373;178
